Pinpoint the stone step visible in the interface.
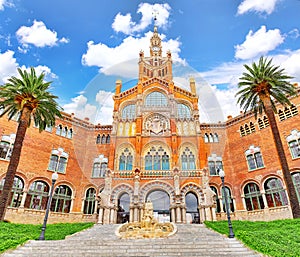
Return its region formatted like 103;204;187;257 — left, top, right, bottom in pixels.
1;224;263;257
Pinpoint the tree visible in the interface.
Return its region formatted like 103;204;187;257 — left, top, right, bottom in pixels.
236;56;300;218
0;67;62;221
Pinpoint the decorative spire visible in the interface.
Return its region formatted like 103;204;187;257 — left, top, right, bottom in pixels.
152;9;159;31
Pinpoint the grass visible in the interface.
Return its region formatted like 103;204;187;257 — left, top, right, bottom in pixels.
0;222;94;254
205;219;300;257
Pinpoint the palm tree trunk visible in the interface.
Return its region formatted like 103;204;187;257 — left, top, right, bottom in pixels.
264;100;300;218
0;108;31;221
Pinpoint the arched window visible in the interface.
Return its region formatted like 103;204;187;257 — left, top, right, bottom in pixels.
92;155;108;177
51;185;72;213
209;133;213;142
106;135;110;144
126;153;133;170
287;130;300;159
292;172;300;202
83;188;96;214
0;141;13;160
61;127;67;137
122;104;136;119
181;147;196;170
245;124;250;134
119;148;133;171
96;134;101;144
101;135;106;144
25;181;50;210
213;133;219;142
245;146;264;170
204;133;209;143
145;91;167;107
210;186;221;213
240;126;245;137
177;103;191;119
244;183;264;211
48;148;68;173
49;155;67;173
67;128;73;139
0;176;24;207
144;146;169;170
56;125;62;135
0;134;15;160
246;152;264;170
208;154;223;176
249;122;256;133
264;178;288;207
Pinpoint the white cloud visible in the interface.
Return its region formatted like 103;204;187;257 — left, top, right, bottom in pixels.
0;50;18;83
235;26;284;60
63;90;114;125
63;95;97;121
288;29;300;39
16;20;68;48
59;37;70;44
0;0;13;11
29;65;58;79
0;50;57;84
237;0;278;15
82;32;184;78
272;49;300;80
112;3;171;35
0;0;5;10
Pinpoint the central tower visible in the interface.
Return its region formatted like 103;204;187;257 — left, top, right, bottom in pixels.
138;25;173;82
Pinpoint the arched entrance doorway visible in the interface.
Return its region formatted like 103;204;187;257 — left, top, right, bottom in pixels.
117;193;130;223
146;190;170;222
185;192;200;224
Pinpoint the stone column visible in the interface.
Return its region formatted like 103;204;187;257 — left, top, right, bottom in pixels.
69;197;75;212
261;190;269;209
140;207;144;221
219;196;224;212
19;190;28;208
129;208;134;222
103;208;110;224
98;208;104;224
171;208;175;222
176;207;182;223
133;207;138;222
182;207;187;223
199;206;205;223
109;208;115;224
241;194;247;210
113;207;118;223
211;207;217;221
94;200;98;214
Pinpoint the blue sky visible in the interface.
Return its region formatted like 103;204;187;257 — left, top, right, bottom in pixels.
0;0;299;124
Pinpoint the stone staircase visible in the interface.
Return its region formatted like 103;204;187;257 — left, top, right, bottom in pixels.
1;224;263;257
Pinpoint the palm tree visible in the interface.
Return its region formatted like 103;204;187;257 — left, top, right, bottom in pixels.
236;56;300;218
0;67;62;221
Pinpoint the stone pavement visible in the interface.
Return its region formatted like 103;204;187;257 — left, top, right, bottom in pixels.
1;224;264;257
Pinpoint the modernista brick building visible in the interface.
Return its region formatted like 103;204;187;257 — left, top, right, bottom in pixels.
1;25;300;224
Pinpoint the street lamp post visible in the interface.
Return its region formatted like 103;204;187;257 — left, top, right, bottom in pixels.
218;169;235;238
38;172;58;240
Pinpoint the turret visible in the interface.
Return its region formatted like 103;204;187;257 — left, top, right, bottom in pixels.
190;77;196;95
115;80;122;95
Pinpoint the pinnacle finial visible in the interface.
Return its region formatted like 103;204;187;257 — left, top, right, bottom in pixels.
152;9;159;27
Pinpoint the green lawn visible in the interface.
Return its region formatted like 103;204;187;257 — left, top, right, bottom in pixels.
0;222;94;254
205;219;300;257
